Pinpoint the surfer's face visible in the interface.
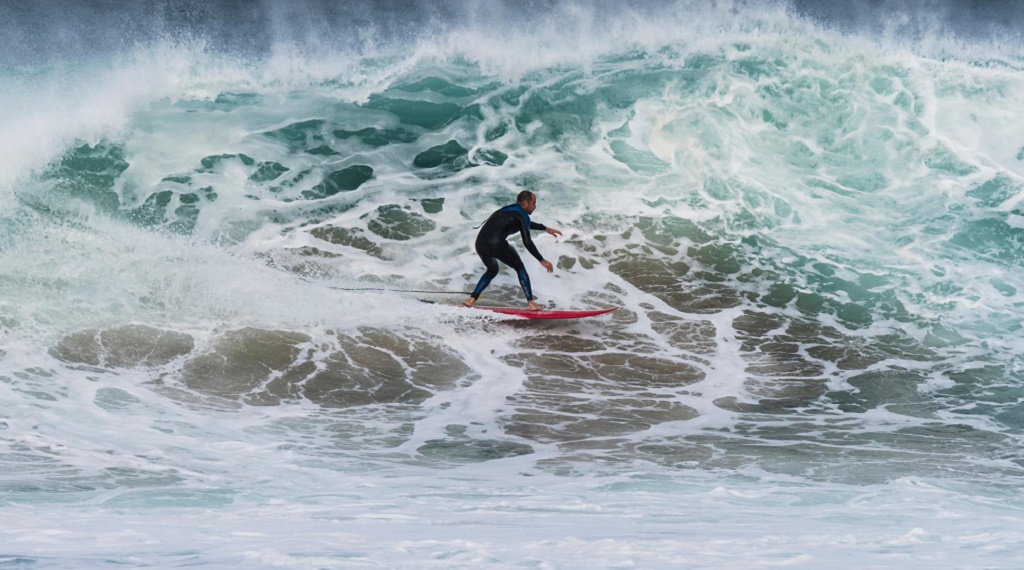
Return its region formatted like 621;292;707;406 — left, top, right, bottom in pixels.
522;196;537;214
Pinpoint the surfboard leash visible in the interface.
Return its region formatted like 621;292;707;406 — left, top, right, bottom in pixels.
293;274;470;295
326;286;470;295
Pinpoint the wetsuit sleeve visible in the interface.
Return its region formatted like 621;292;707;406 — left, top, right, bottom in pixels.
529;221;547;231
519;217;545;262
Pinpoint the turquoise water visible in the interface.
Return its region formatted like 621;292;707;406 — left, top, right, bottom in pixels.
3;1;1024;567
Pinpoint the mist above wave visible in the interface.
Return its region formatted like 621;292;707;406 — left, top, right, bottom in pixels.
3;0;1022;69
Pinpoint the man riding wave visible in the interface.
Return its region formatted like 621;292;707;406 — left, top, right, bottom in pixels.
464;191;562;311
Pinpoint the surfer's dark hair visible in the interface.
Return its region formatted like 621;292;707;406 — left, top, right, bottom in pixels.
516;190;535;204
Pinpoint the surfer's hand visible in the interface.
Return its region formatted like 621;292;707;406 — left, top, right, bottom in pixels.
546;227;563;238
541;260;554;273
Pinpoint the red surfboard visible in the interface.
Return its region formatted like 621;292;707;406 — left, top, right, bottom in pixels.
472;306;618;320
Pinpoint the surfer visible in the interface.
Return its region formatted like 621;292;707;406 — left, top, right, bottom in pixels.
465;191;562;311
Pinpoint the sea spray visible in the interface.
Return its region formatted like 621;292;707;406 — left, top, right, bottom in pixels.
3;1;1024;567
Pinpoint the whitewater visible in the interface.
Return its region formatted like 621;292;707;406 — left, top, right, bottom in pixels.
3;0;1024;567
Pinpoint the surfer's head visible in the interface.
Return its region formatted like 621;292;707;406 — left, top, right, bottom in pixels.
517;190;537;214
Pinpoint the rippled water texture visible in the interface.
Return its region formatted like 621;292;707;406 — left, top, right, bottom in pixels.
3;0;1024;567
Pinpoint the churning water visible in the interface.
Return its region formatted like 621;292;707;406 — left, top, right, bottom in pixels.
3;1;1024;567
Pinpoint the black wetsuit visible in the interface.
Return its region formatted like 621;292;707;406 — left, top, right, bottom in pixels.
470;203;548;301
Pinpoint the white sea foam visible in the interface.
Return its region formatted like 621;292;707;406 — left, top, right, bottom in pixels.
4;1;1024;567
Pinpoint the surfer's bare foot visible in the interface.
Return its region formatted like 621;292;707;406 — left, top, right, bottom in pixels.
464;297;476;308
528;300;541;311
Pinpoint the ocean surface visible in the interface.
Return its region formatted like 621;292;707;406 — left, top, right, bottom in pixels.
3;1;1024;567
